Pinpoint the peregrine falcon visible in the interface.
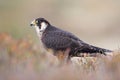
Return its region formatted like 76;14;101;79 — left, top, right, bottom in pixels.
30;18;112;61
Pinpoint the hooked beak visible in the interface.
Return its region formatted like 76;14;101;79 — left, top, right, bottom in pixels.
30;20;36;27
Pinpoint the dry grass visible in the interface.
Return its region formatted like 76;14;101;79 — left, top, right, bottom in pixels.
0;33;120;80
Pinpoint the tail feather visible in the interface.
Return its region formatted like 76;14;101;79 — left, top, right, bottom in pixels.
86;45;112;55
74;44;113;57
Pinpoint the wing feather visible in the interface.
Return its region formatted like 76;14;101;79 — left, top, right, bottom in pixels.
42;31;78;50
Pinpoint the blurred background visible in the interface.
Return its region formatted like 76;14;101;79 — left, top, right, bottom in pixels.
0;0;120;80
0;0;120;50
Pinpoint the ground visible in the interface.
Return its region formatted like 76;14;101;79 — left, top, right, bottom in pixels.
0;33;120;80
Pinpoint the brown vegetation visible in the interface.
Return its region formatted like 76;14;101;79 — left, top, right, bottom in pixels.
0;33;120;80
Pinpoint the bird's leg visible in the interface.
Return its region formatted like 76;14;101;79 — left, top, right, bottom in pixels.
63;48;71;64
54;48;71;65
54;51;65;65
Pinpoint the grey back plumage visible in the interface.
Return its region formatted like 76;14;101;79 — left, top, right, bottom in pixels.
30;18;113;58
41;25;112;57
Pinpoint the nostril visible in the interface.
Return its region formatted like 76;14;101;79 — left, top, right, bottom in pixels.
30;24;33;26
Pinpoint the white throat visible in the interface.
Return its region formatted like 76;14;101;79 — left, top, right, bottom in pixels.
35;22;47;37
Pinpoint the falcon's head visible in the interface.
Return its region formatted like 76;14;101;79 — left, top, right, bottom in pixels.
30;18;50;33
